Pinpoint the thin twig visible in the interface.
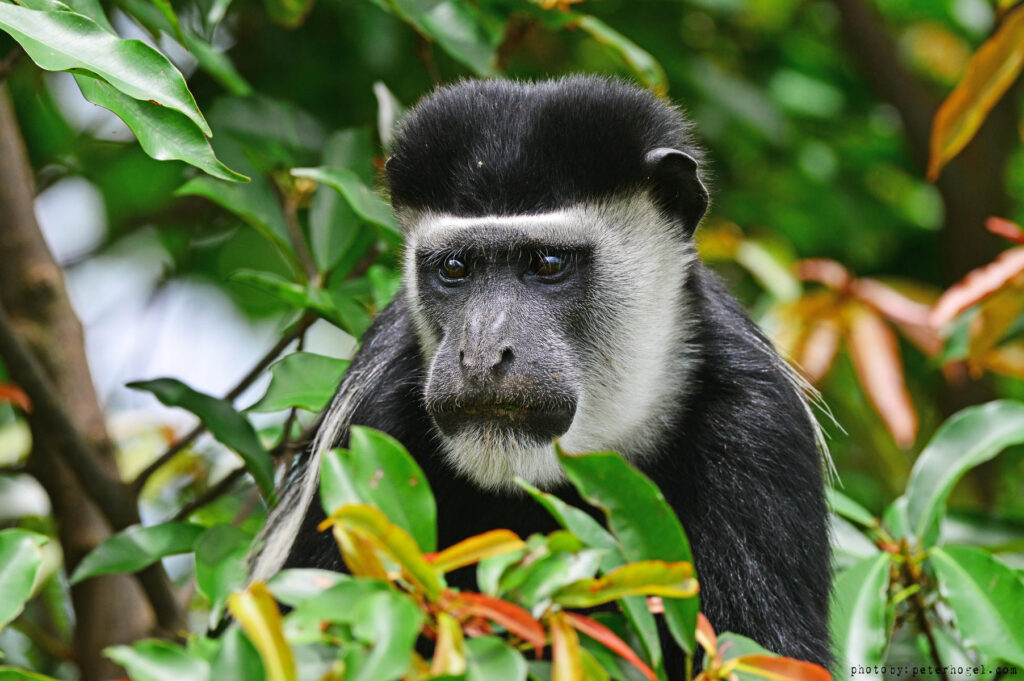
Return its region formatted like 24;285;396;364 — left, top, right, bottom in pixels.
282;190;319;283
171;467;245;522
901;541;949;681
0;46;24;84
0;302;185;630
415;34;441;85
495;16;535;72
130;313;316;493
169;420;317;522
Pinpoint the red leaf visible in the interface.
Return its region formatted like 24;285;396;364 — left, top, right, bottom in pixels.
852;279;931;327
565;612;656;681
733;654;833;681
931;246;1024;327
987;217;1024;244
0;383;31;413
846;305;918;448
796;259;852;291
442;591;546;652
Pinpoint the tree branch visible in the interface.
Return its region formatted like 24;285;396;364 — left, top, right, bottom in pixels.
0;84;184;675
0;46;24;83
0;303;185;632
130;312;315;493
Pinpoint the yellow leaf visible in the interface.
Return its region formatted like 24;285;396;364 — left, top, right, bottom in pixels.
321;504;443;599
553;560;697;608
426;529;525;574
968;285;1024;360
928;7;1024;180
550;610;583;681
430;612;467;676
227;583;296;681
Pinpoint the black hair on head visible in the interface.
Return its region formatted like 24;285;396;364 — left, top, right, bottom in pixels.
385;75;703;217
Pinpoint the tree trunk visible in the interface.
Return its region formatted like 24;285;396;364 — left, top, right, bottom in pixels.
0;84;153;681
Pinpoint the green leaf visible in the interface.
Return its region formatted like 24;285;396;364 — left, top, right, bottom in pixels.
930;546;1024;666
247;352;349;413
830;553;892;679
508;549;605;609
291;167;400;235
111;0;252;96
195;524;252;617
0;668;66;680
346;591;424;681
0;3;210;135
209;95;325;173
229;270;356;332
175;177;295;269
208;627;265;680
282;578;390;643
574;15;667;95
368;0;502;76
266;568;348;607
264;0;314;28
70;522;205;584
105;640;209;681
905;400;1024;545
74;75;247;182
309;129;375;272
320;426;437;552
831;515;880;572
128;378;276;500
465;636;528;681
0;529;47;629
516;479;662;669
828;488;877;528
559;451;698;656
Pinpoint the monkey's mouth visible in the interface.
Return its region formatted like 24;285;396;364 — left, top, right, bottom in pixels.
429;399;576;442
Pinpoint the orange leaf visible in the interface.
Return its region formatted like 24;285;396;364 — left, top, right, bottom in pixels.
549;611;583;681
796;259;851;291
565;612;656;681
0;383;31;413
442;591;546;653
733;654;832;681
793;315;841;385
846;305;918;448
695;612;718;660
927;6;1024;181
988;216;1024;244
930;246;1024;327
425;529;525;574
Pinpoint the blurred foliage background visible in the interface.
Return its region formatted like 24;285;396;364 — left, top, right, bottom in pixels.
2;0;1024;678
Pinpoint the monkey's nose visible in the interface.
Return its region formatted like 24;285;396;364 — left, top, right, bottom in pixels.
459;346;515;381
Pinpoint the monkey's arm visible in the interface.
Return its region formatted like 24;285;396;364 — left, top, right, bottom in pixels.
650;265;832;669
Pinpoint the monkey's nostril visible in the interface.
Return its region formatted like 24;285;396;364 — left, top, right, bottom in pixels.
494;347;514;375
459;350;465;364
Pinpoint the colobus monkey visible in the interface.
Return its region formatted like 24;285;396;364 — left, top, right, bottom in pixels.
252;76;832;673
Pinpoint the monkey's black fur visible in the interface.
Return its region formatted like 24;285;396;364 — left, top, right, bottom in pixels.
282;77;832;675
386;77;702;218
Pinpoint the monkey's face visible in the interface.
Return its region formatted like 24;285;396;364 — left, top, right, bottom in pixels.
416;232;589;443
402;197;698;492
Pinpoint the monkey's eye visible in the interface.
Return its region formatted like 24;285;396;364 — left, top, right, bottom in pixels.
439;257;469;282
527;253;568;279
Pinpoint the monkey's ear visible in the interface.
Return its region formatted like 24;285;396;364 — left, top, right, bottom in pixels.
645;148;709;236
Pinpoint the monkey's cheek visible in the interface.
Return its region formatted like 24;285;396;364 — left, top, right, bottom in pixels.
430;404;576;444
